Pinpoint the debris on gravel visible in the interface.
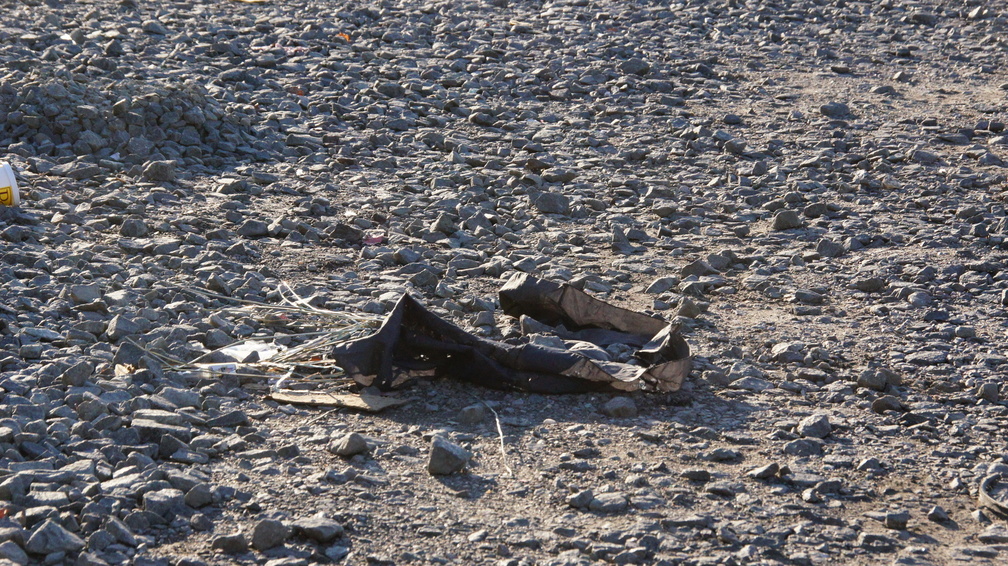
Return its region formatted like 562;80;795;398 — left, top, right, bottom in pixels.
0;0;1007;564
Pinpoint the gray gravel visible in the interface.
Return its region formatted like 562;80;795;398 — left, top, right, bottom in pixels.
1;0;1008;564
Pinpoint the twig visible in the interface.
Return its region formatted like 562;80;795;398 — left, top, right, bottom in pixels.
304;408;339;426
481;401;515;478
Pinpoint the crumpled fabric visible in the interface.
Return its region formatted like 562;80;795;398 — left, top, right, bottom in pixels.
330;273;691;393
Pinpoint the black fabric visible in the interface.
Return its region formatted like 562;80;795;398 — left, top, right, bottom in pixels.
330;274;692;393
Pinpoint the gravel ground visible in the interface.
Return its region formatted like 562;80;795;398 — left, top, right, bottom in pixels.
2;0;1008;564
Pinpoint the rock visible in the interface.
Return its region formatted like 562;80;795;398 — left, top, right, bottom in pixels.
120;217;149;237
885;511;909;530
237;220;269;238
251;519;290;551
619;57;650;76
293;516;343;543
62;360;94;387
678;297;703;318
772;210;803;230
871;395;904;414
428;436;471;475
143;488;185;518
566;489;594;509
25;520;85;555
601;396;638;418
731;376;773;392
141;160;176;182
681;469;711;482
184;483;213;508
106;314;140;341
783;438;823;456
976;382;999;402
211;533;247;554
796;414;832;439
588;492;628;513
979;525;1008;544
457;404;486;425
816;239;845;258
927;506;949;523
747;463;779;480
857;368;890;391
820;101;851;118
532;192;571;215
0;540;28;564
328;432;368;457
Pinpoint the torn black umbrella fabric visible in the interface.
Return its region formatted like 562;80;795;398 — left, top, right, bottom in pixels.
330;274;691;393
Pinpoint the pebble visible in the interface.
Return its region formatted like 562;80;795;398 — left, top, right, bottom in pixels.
329;432;368;457
211;533;248;554
601;397;638;418
796;414;832;439
293;516;344;543
588;492;628;513
427;436;471;475
772;210;804;230
24;520;85;555
252;519;291;551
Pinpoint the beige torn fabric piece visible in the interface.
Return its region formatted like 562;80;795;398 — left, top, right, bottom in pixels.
269;391;411;412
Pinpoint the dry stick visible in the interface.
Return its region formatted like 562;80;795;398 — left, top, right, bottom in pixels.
481;401;515;478
304;408;339;426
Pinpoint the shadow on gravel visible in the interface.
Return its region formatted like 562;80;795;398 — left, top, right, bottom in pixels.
370;377;761;435
429;473;497;501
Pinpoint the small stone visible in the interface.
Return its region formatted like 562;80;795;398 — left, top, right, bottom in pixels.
457;404;486;425
730;376;773;392
0;540;28;564
588;492;628;513
706;448;741;462
819;101;851;118
532;192;571;215
884;511;909;530
428;436;471;475
783;438;823;457
976;382;999;402
747;463;779;480
871;395;903;413
69;285;102;304
601;397;638;418
252;519;290;551
142;488;185;518
119;217;149;238
816;239;845;258
190;514;213;532
141;160;176;182
106;314;140;342
185;483;213;508
619;57;650;76
293;516;344;543
857;368;889;391
796;414;832;439
772;210;803;230
566;489;594;509
62;361;94;387
329;433;368;457
25;520;85;555
681;469;711;482
927;506;949;523
237;220;269;238
677;297;703;318
211;533;248;554
857;457;885;473
645;277;677;294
